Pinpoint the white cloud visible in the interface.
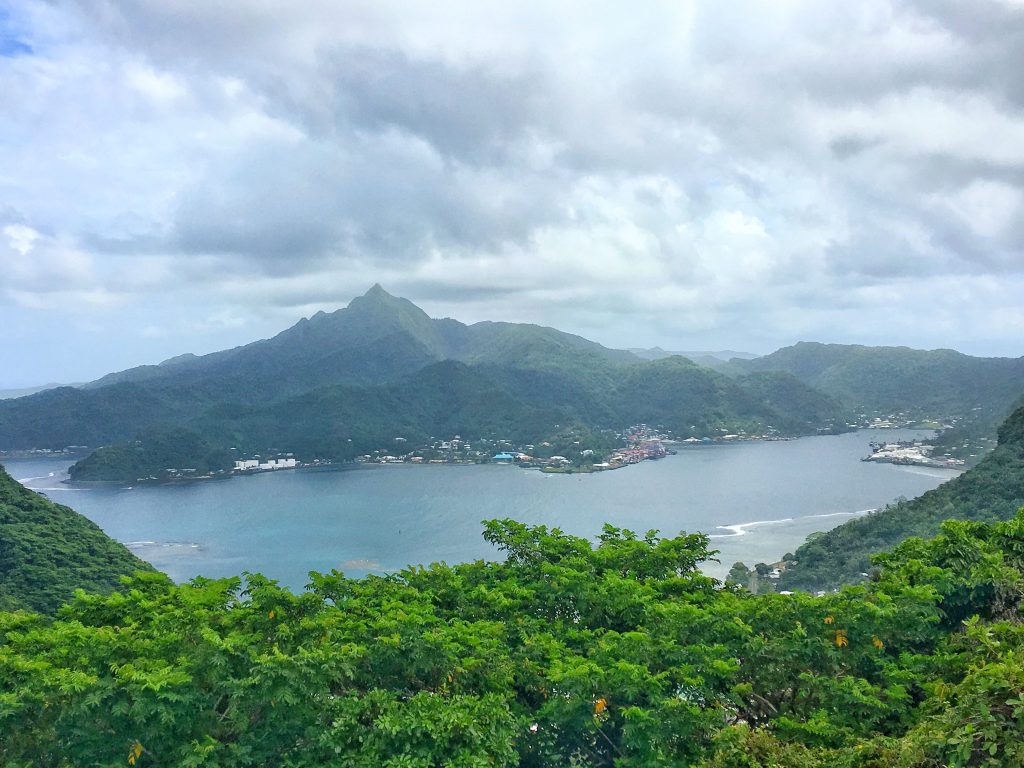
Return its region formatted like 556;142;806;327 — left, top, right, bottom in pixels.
3;224;40;256
944;179;1024;240
0;0;1022;385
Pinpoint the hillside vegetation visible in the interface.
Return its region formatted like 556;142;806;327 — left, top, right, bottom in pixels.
730;342;1024;460
0;288;851;482
67;359;846;481
0;466;151;613
4;510;1024;765
731;342;1024;419
6;289;1023;483
779;405;1024;592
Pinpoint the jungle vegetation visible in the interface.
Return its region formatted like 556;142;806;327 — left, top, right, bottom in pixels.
0;465;151;614
779;404;1024;592
3;493;1024;765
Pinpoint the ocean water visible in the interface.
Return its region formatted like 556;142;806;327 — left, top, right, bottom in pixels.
5;429;959;590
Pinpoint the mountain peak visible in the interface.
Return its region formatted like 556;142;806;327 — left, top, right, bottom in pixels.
345;284;405;313
347;284;414;314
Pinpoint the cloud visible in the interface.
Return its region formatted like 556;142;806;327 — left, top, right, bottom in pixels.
0;0;1023;385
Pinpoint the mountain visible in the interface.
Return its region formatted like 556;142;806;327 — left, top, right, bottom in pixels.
66;356;848;482
0;287;639;452
778;404;1024;591
0;383;81;400
728;341;1024;420
0;288;849;467
0;465;152;613
629;347;759;365
85;284;637;400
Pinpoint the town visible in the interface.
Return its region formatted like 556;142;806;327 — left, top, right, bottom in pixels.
862;440;965;469
346;424;813;473
349;424;672;473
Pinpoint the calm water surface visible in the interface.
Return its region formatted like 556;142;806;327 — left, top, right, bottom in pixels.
5;429;959;590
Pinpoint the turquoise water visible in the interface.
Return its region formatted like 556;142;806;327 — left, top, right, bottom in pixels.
5;429;959;590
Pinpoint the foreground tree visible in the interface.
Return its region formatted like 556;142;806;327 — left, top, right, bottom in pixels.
3;512;1024;766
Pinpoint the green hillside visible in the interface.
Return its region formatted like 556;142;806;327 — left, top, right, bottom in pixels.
614;357;846;435
12;291;1020;473
5;510;1024;765
0;466;152;613
779;405;1024;591
732;341;1024;421
0;287;642;453
67;358;848;482
82;285;638;403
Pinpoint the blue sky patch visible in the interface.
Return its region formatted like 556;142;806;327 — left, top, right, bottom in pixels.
0;4;31;57
0;36;32;57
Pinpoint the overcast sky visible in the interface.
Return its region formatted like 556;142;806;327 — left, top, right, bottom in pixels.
2;1;1024;387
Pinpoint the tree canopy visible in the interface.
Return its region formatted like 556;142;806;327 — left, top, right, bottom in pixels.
780;405;1024;591
0;465;152;614
5;511;1024;766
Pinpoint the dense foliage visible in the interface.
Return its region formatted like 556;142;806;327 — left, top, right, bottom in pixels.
0;466;152;614
780;405;1024;592
66;358;847;481
4;509;1024;766
67;425;237;483
731;341;1024;423
2;288;850;475
4;291;1020;483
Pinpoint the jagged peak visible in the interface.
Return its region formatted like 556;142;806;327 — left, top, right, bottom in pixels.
353;283;400;304
346;284;427;318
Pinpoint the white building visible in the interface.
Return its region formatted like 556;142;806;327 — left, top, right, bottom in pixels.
237;457;297;471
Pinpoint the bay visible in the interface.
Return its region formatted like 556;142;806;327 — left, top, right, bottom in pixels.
4;429;959;590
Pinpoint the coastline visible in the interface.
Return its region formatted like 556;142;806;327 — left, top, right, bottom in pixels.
5;428;960;590
31;427;938;488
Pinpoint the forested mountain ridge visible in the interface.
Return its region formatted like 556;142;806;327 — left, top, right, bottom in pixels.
0;286;643;453
729;340;1024;420
4;287;1020;482
779;404;1024;591
0;465;152;613
0;288;850;476
66;358;845;482
84;284;638;398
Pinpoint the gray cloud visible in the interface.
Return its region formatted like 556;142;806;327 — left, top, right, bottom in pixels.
1;0;1023;385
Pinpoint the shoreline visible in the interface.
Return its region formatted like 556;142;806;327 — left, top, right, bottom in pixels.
11;427;947;490
7;428;960;591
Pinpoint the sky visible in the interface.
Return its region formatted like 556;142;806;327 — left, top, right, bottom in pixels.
2;0;1024;387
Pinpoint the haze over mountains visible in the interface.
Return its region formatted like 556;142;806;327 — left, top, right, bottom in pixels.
1;285;1022;481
